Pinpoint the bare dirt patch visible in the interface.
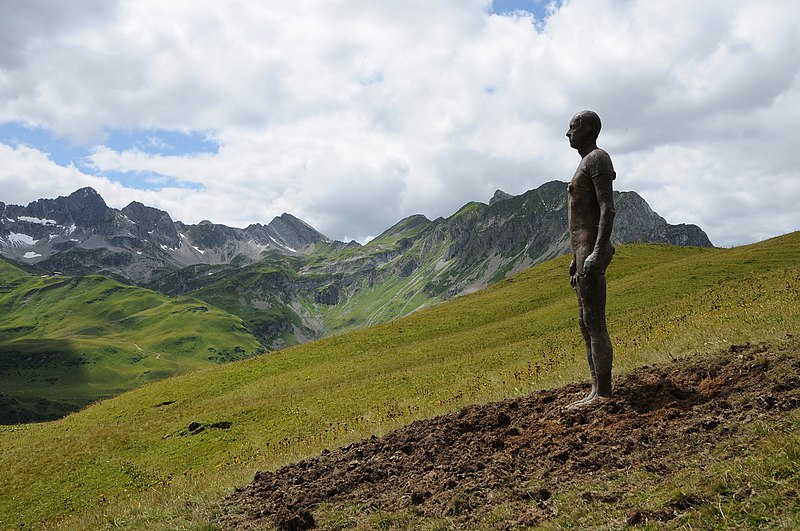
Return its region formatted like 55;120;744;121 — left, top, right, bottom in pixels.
219;338;800;529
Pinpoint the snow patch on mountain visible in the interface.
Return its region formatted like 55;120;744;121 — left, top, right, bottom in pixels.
18;216;58;225
8;233;37;246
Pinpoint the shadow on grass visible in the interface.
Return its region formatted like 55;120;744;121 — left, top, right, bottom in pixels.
0;338;90;424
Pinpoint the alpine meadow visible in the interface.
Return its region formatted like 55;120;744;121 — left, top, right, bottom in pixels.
1;231;798;529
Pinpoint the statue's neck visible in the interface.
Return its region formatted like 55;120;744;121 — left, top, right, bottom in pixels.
578;142;598;158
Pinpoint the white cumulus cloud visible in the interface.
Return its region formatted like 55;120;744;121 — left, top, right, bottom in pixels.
0;0;798;246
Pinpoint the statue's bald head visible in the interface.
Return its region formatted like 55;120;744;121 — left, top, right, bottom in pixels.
573;110;601;140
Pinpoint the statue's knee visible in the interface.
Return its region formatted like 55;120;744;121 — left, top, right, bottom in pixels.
582;310;600;330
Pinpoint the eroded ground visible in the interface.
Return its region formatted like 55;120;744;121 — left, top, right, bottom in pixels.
220;337;800;529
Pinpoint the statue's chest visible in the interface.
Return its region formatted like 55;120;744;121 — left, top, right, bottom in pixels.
568;166;594;197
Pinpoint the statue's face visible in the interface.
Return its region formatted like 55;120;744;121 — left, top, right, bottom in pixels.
566;115;591;149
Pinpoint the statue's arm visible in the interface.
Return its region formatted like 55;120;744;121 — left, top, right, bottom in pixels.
583;158;616;275
592;173;615;253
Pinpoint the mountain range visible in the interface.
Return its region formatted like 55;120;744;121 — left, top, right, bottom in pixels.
0;187;326;284
0;182;712;347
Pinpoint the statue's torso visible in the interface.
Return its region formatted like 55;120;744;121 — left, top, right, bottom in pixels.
568;148;615;253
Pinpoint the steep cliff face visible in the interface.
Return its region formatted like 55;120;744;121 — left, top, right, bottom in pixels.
437;181;571;292
612;191;712;247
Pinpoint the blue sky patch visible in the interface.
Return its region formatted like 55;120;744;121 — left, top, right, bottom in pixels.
1;121;215;191
0;121;90;168
103;128;219;156
102;169;205;192
0;121;219;162
489;0;557;20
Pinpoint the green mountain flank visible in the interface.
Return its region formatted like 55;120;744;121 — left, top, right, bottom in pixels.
0;231;797;529
0;257;262;423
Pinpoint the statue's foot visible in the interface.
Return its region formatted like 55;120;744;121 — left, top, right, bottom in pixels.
566;394;610;410
565;398;584;410
565;391;596;410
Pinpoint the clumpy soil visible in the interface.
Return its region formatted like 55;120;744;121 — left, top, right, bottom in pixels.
219;339;800;530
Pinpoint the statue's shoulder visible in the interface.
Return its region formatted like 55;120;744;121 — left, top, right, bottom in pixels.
585;147;612;163
584;148;615;178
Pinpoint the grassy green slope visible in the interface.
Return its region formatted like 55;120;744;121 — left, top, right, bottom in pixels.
0;260;262;423
186;259;313;348
311;216;449;335
0;233;798;528
313;252;447;334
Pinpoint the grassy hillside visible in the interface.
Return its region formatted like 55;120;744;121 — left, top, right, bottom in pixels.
185;258;314;348
0;259;262;423
0;232;798;528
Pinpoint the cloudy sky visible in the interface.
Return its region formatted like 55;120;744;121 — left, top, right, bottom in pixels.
1;0;798;247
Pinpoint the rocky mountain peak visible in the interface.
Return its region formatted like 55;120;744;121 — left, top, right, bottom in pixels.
613;191;712;247
66;187;110;224
121;201;173;225
266;213;329;250
120;201;179;247
15;186;110;228
187;221;241;249
70;187;101;199
489;189;514;206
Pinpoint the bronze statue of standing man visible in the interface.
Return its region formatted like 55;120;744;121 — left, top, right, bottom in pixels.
566;110;615;408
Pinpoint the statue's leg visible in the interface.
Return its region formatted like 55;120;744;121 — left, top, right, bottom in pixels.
567;284;598;408
579;293;597;399
582;273;612;399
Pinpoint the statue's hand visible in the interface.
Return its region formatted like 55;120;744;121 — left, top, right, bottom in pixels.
583;252;598;277
569;257;577;288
